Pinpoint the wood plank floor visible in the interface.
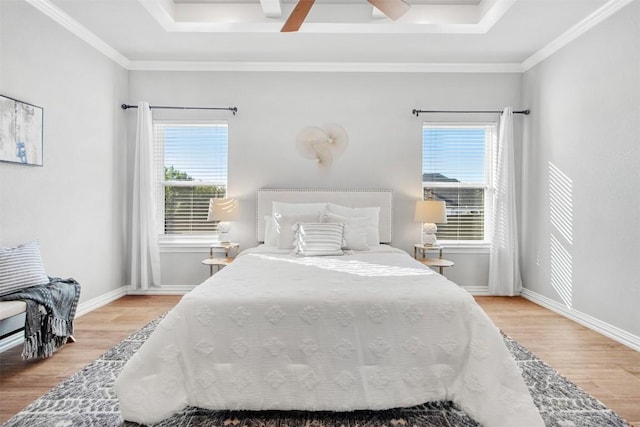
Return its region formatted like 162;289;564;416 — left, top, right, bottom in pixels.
0;295;638;425
478;297;640;426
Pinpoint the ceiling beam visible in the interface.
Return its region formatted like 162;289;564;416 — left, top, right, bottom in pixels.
260;0;282;18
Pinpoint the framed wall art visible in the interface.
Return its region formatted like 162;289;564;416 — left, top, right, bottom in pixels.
0;94;44;166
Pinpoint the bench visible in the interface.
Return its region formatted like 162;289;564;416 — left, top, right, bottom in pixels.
0;301;27;340
1;241;78;354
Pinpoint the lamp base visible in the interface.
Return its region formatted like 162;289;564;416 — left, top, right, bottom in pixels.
421;223;438;246
217;222;231;243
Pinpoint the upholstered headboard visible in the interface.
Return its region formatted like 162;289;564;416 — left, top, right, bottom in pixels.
256;188;393;243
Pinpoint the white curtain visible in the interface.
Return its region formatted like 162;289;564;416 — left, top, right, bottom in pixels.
130;101;161;289
488;107;522;295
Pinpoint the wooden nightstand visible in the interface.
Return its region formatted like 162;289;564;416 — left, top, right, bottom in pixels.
414;243;454;276
202;242;239;276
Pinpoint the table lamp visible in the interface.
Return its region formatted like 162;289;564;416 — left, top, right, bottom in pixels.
414;197;447;246
207;198;240;243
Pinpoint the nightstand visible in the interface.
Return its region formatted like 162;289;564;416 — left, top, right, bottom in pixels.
414;243;454;276
202;242;239;276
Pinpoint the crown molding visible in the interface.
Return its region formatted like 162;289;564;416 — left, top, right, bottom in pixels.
141;0;515;34
24;0;630;74
521;0;635;71
24;0;130;69
127;60;524;73
476;0;517;33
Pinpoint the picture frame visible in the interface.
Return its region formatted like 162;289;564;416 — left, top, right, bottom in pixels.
0;94;44;166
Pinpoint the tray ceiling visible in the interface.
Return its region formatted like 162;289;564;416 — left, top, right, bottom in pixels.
29;0;629;70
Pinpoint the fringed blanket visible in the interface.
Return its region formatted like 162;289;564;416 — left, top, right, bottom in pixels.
0;277;80;359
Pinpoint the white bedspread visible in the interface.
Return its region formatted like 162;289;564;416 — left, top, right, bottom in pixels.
116;246;543;426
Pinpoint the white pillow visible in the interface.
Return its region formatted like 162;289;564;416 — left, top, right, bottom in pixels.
322;211;369;251
272;202;327;218
275;213;321;249
0;241;49;297
263;215;278;246
325;203;380;246
293;223;344;256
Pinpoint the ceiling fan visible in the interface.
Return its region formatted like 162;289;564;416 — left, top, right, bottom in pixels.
281;0;411;32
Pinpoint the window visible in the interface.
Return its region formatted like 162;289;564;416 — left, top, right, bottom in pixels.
154;122;228;235
422;123;496;242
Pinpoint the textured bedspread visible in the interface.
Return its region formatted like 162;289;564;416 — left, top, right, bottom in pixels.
116;246;543;426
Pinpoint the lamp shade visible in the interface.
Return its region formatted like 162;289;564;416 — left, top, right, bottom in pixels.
414;200;447;224
207;198;240;222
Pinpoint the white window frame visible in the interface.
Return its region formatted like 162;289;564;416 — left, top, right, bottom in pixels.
153;120;229;247
422;121;497;248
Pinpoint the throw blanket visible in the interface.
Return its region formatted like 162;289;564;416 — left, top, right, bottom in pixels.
0;277;81;359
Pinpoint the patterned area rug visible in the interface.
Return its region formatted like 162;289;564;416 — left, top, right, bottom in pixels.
1;316;630;427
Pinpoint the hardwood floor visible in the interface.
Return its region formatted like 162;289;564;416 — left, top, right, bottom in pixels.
478;296;640;426
0;295;181;423
0;295;638;425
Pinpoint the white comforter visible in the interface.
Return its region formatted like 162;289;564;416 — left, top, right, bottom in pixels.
116;246;543;426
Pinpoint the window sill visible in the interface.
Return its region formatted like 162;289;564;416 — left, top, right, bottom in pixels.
158;235;221;253
437;241;491;254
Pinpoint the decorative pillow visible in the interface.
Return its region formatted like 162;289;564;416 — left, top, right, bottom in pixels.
325;203;381;246
272;202;327;218
263;215;278;246
292;223;344;256
322;211;370;251
0;241;49;297
275;214;322;249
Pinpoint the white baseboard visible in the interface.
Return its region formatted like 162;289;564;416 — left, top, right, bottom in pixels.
521;288;640;352
0;332;24;353
462;285;490;295
75;286;128;318
126;285;195;295
129;285;486;296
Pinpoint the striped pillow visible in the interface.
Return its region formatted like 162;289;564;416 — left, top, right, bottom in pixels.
293;223;344;256
0;241;49;296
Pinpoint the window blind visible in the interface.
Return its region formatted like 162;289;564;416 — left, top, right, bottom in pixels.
154;122;228;235
422;124;495;241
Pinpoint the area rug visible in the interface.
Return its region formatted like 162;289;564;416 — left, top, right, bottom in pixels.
1;316;630;427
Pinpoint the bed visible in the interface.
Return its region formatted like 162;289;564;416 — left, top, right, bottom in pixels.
115;189;543;426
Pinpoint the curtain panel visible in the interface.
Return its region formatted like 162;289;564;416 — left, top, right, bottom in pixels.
488;107;522;295
129;101;161;289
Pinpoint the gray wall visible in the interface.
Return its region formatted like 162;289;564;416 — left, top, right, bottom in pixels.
0;2;129;303
521;1;640;336
128;71;523;289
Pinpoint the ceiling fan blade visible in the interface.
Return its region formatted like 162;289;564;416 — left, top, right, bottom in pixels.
367;0;410;21
281;0;316;32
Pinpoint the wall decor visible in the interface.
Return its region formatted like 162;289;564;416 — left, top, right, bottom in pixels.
295;123;348;171
0;94;44;166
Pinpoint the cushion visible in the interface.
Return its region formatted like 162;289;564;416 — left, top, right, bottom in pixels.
264;215;278;246
0;300;27;320
0;241;49;297
292;223;344;256
275;214;322;249
322;211;370;251
272;202;327;218
325;203;381;246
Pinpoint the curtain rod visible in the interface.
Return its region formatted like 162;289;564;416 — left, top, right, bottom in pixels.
412;109;530;117
121;104;238;115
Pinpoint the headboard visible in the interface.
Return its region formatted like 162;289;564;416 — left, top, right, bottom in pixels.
256;189;393;243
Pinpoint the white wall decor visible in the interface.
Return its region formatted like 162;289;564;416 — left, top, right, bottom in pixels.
295;123;348;171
